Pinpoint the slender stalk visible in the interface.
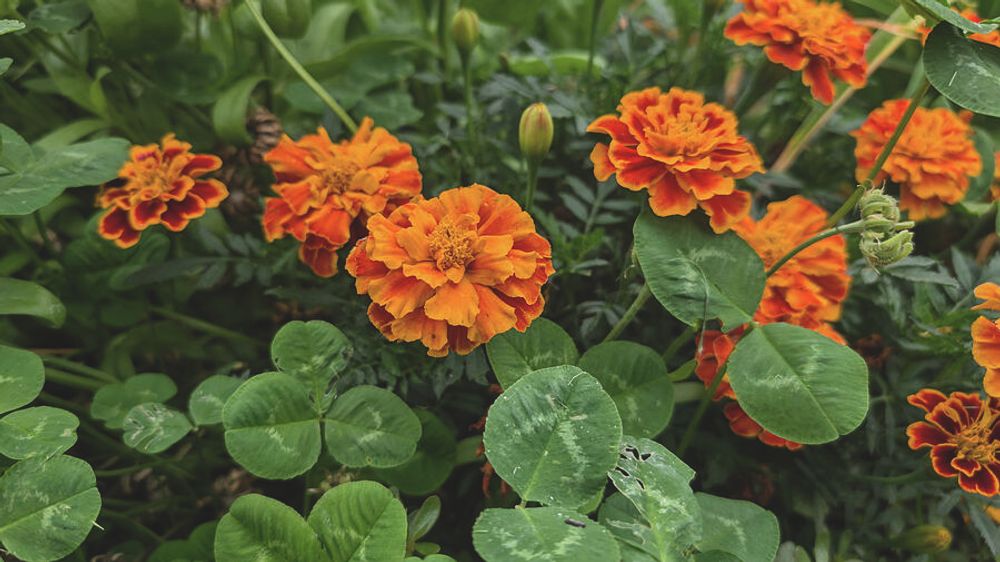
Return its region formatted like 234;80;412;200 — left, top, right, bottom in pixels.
603;284;652;343
824;79;930;228
677;355;729;456
94;460;167;478
150;306;264;347
44;368;106;391
460;52;476;151
663;325;697;364
243;0;357;133
767;220;864;277
33;211;55;255
524;160;539;212
585;0;605;84
437;0;450;77
41;355;119;383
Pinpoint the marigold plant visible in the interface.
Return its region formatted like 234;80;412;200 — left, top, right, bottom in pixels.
724;0;870;104
263;117;422;277
346;184;553;356
588;86;764;233
853;100;981;220
97;134;228;248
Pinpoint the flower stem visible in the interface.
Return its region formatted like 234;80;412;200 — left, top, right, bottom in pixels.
603;284;652;343
585;0;604;84
437;0;451;77
33;211;55;256
243;0;357;133
44;368;106;391
662;325;697;364
150;306;264;348
767;220;865;277
824;78;930;229
524;159;539;212
460;51;477;152
41;355;119;383
677;353;730;457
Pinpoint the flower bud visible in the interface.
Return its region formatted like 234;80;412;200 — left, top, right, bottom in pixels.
893;525;952;554
452;8;480;54
861;230;914;268
519;103;554;163
857;186;915;269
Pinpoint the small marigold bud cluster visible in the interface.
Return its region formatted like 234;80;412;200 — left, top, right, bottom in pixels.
858;187;915;268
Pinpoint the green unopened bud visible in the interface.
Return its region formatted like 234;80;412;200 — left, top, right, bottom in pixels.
452;8;479;54
861;230;914;268
893;525;952;554
859;187;900;223
519;103;554;162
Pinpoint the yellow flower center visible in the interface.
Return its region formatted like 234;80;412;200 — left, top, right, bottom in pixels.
428;215;477;270
133;162;175;200
954;407;1000;465
318;160;360;195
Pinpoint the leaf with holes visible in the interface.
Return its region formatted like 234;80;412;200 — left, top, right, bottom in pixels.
223;372;321;479
324;385;421;468
0;345;44;415
122;403;192;454
579;341;674;438
188;374;242;426
0;406;79;460
90;373;177;429
271;320;353;391
598;492;662;562
473;507;620;562
727;323;870;444
307;480;407;562
0;456;101;562
634;210;765;331
695;493;780;562
608;437;702;561
483;366;622;508
215;494;326;562
924;23;1000;118
485;317;579;389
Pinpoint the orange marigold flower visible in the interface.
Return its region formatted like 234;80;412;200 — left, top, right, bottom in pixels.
907;388;1000;496
724;0;870;104
974;282;1000;312
852;100;981;221
724;402;804;451
262;117;422;277
973;316;1000;398
991;152;1000;201
345;184;554;357
97;134;227;248
588;87;764;233
918;9;1000;48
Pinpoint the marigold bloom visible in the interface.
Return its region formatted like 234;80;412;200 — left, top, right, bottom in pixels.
724;402;803;451
97;135;227;248
907;389;1000;496
974;282;1000;312
973;316;1000;398
263;118;422;277
918;10;1000;48
991;153;1000;201
588;87;764;233
853;100;981;221
345;184;554;357
724;0;870;104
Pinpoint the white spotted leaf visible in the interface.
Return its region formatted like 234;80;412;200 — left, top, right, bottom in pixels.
271;320;353;390
924;23;1000;118
472;507;620;562
727;323;869;444
306;480;407;562
214;494;326;562
0;345;44;414
695;493;780;562
323;385;421;468
597;492;662;562
188;375;242;426
90;373;177;429
579;341;674;438
222;372;321;479
374;410;456;495
0;406;79;460
633;210;765;331
483;366;623;508
122;403;192;454
485;317;579;389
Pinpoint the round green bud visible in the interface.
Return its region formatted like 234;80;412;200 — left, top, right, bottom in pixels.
519;103;554;162
452;8;480;54
893;525;952;554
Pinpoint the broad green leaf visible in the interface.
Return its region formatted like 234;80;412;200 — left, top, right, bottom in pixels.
324;385;421;468
215;494;325;562
0;345;44;414
0;127;129;215
483;366;623;508
149;521;216;562
90;373;177;429
597;493;660;562
924;23;1000;118
271;320;353;390
607;437;701;561
212;75;267;145
28;0;91;33
0;406;79;459
375;410;456;496
0;19;24;35
695;493;780;562
727;323;869;444
0;278;66;327
907;1;997;34
307;481;407;562
188;375;243;426
485;317;579;388
0;58;11;76
634;210;765;331
0;456;101;562
579;342;674;438
966;129;996;202
472;507;621;562
0;124;32;170
407;496;441;546
223;372;321;479
122;403;192;454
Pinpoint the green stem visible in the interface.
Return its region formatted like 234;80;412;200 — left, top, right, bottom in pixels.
150;306;264;347
767;220;865;277
824;79;930;228
94;460;167;478
662;325;697;364
244;0;357;133
677;351;731;456
461;52;476;151
525;159;539;212
603;284;652;343
585;0;604;84
41;356;119;383
33;211;55;256
44;368;106;391
0;217;42;266
847;467;927;484
437;0;450;77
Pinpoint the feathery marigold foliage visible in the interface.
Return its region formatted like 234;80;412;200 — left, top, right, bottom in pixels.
852;100;981;221
346;184;553;357
724;0;870;104
587;87;764;233
97;134;228;248
262;117;422;277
